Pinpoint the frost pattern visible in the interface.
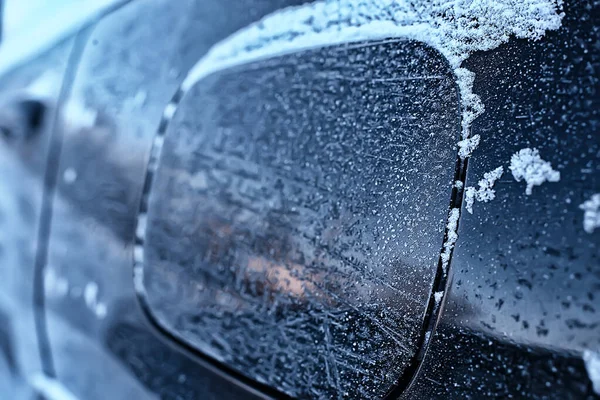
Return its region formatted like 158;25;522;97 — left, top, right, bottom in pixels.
162;1;564;288
441;208;460;271
510;148;560;195
579;194;600;234
584;349;600;395
181;0;564;145
464;166;504;214
458;134;481;159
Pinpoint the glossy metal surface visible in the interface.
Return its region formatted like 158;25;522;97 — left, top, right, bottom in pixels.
407;1;600;398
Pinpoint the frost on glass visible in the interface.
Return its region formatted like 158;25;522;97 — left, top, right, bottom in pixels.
141;41;460;398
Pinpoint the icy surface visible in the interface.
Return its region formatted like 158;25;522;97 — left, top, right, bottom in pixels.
441;208;460;270
142;40;461;398
181;0;564;148
584;350;600;395
579;194;600;234
510;148;560;195
464;166;504;214
458;134;481;159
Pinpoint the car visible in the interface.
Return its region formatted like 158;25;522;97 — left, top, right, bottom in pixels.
0;0;598;399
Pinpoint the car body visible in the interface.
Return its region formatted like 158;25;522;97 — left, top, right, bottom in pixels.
0;0;598;399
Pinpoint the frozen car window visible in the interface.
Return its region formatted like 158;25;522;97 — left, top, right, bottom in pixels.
139;39;460;398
